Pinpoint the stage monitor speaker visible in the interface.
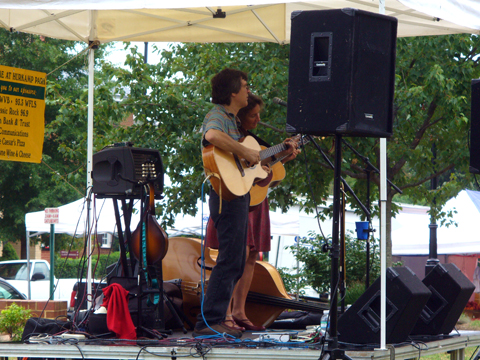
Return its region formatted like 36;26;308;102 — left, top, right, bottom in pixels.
411;263;475;336
470;79;480;174
337;267;431;345
92;145;163;199
287;8;397;137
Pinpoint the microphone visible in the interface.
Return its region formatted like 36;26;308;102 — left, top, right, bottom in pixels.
272;97;287;107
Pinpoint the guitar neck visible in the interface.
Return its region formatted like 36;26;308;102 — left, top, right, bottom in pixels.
260;135;311;165
259;142;288;162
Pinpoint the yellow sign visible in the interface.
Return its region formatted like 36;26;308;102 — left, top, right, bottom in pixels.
0;65;46;163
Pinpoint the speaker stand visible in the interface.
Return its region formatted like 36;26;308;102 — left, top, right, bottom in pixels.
321;348;353;360
327;134;342;352
306;134;368;343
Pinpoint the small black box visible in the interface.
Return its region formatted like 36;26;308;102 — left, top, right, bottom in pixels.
92;146;163;199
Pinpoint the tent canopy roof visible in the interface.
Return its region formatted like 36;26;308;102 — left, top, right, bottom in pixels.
0;1;476;44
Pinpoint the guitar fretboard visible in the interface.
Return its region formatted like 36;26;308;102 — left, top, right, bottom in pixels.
259;142;288;161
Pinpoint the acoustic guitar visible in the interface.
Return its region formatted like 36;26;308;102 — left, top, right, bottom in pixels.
202;135;300;201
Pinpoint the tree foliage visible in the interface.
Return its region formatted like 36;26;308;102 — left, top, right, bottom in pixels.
104;36;480;267
0;29;122;257
284;232;380;296
0;242;19;261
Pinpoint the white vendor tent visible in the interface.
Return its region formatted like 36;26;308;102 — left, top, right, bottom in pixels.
25;197;141;237
25;198;299;238
393;190;480;256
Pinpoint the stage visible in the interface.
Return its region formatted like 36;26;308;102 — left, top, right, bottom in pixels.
1;330;479;360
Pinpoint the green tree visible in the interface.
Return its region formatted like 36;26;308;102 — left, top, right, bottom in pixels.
0;242;18;261
0;30;124;258
342;34;478;264
284;232;380;296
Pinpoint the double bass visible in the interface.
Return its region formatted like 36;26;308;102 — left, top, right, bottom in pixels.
162;236;328;328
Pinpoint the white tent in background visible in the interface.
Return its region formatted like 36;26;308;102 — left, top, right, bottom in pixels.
25;197;299;238
8;0;480;349
25;197;141;236
393;190;480;256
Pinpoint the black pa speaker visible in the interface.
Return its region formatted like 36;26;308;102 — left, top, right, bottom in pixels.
287;8;397;137
470;79;480;174
411;263;475;336
92;146;163;198
338;267;431;345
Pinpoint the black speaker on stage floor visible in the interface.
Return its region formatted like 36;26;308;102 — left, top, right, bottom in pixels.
410;263;475;336
92;145;163;199
287;8;397;137
470;79;480;174
337;267;431;345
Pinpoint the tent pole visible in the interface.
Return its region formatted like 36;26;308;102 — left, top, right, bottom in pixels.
86;44;95;308
26;231;31;300
378;1;387;352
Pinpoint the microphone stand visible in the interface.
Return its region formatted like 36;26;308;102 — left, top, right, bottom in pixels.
341;139;402;289
341;139;402;195
307;136;370;218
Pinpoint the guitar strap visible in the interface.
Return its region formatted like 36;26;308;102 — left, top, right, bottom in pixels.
140;222;160;306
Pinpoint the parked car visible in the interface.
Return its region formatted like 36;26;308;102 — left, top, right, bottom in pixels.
0;278;26;300
0;260;77;301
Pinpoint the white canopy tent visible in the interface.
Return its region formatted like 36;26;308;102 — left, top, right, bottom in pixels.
393;190;480;256
25;197;141;237
6;0;478;348
26;198;299;238
0;0;476;43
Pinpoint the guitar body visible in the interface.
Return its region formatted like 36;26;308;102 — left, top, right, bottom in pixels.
202;136;268;201
249;145;286;207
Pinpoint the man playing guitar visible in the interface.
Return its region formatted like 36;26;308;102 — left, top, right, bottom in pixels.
194;68;257;338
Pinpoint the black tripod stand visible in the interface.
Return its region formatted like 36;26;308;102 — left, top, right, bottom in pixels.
107;189;193;337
